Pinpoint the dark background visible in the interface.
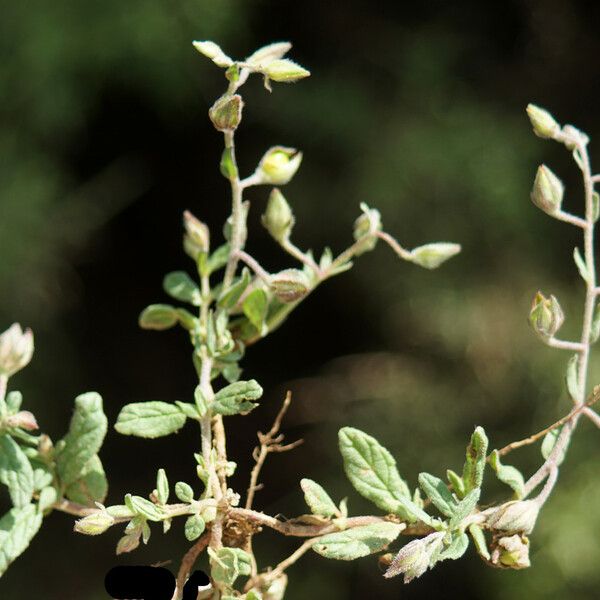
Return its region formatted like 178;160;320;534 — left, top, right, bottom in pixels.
1;0;600;598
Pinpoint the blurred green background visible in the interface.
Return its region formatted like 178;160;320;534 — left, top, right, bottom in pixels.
1;0;600;598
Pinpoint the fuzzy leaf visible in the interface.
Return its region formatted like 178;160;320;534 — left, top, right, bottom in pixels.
65;455;108;506
243;288;269;334
448;489;480;529
300;479;338;518
573;247;591;283
0;435;34;507
541;425;567;466
212;380;263;416
125;494;166;522
163;272;201;306
312;522;404;560
115;402;187;438
209;547;252;586
446;469;466;499
156;469;169;505
462;426;488;493
437;532;469;561
338;427;411;516
0;504;43;575
489;451;525;498
139;304;179;330
185;514;206;541
218;269;251;309
56;393;107;487
175;481;194;503
565;354;581;402
468;524;490;560
418;473;456;517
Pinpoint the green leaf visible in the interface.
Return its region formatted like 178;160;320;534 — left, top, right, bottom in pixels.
212;380;263;416
55;392;108;488
593;191;600;223
437;532;469;561
220;147;238;179
38;486;58;512
156;469;169;505
418;473;456;518
462;426;488;493
300;479;339;518
31;461;53;492
566;354;581;402
541;425;567;466
489;450;525;498
218;269;251;309
207;244;231;275
312;522;404;560
448;489;480;529
573;247;591;283
0;435;34;507
0;504;43;576
175;481;194;503
243;288;269;334
163;271;201;306
115;402;187;438
446;469;466;499
338;427;411;516
65;455;108;506
209;547;252;586
5;391;23;414
139;304;179;330
185;514;206;541
468;523;490;560
124;494;166;522
175;402;201;420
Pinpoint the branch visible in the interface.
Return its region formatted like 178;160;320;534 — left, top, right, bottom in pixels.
172;531;211;600
245;391;303;510
496;386;600;457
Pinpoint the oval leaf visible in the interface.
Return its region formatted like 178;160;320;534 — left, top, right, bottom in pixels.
312;522;404;561
0;435;34;508
115;402;187;438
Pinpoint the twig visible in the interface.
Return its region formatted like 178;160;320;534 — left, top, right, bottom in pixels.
555;210;587;229
583;406;600;428
496;386;600;457
245;392;303;510
546;338;586;352
280;238;321;275
375;230;413;261
236;250;272;283
171;531;211;600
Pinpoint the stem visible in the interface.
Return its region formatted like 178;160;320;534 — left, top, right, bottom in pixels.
280;238;321;274
375;230;413;261
236;250;272;283
524;138;597;502
199;346;220;500
245;392;302;509
546;338;586;352
555;210;587;229
223;131;245;290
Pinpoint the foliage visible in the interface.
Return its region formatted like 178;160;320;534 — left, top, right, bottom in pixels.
0;38;599;600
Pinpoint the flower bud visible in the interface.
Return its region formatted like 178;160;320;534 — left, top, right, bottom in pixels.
531;165;564;215
255;146;302;185
74;511;115;536
192;41;233;68
487;500;539;535
262;59;310;83
208;94;243;132
246;42;292;68
0;323;34;377
183;210;210;259
262;188;295;242
264;574;288;600
384;531;444;583
529;291;564;339
6;410;38;431
490;534;531;569
269;269;310;303
353;204;382;255
526;104;559;139
409;243;462;270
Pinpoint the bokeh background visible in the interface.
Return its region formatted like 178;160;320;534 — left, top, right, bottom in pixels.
2;0;600;598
